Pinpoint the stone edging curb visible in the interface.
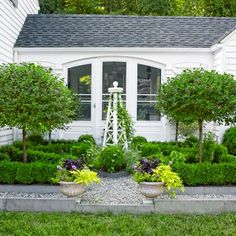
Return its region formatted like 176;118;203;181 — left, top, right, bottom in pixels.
0;198;235;214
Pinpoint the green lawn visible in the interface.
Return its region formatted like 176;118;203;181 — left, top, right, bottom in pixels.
0;212;235;236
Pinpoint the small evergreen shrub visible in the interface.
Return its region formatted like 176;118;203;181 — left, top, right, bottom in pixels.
202;133;216;162
183;136;198;147
154;143;179;156
99;145;125;173
213;144;228;163
31;143;73;154
140;143;160;157
218;154;236;163
222;127;236;155
131;136;147;149
0;161;57;184
182;147;198;163
0;152;10;161
0;145;19;161
27;133;46;144
169;150;186;163
172;162;236;186
70;143;90;160
10;150;74;164
78;134;96;145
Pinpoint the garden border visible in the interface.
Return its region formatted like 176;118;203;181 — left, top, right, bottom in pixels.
0;198;235;214
0;185;235;214
0;185;235;195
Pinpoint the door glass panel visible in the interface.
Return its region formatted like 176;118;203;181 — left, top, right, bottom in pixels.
137;64;161;121
102;62;126;120
68;64;91;120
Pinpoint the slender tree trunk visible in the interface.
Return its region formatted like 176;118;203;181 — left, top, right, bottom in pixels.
198;120;203;163
22;128;27;163
175;121;179;143
48;131;52;144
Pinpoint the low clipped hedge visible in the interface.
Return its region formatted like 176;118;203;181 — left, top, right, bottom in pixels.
0;161;57;184
12;150;75;164
173;163;236;186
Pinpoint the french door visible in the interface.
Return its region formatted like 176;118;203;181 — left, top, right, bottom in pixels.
66;57;163;142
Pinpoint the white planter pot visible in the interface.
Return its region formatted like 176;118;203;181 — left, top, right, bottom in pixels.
59;181;85;198
138;182;164;199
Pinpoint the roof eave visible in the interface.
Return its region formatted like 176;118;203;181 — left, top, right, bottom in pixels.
13;47;211;53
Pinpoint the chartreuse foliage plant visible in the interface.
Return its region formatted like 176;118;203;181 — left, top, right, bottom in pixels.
133;158;184;198
70;169;100;185
0;63;75;162
157;68;236;162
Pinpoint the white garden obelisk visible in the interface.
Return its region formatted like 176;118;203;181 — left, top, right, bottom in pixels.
103;81;128;149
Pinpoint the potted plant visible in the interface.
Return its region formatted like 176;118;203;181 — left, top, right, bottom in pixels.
52;159;100;198
133;158;184;200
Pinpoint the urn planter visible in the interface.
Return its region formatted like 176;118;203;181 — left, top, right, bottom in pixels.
138;182;164;199
59;181;85;198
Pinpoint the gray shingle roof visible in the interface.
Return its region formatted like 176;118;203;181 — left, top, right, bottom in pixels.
14;14;236;48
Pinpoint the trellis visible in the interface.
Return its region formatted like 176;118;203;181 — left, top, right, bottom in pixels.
102;81;128;149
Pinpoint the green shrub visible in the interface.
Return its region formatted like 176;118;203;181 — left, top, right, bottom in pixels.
78;134;96;145
98;145;125;173
213;144;228;163
172;163;236;186
10;150;74;164
31;143;73;154
183;136;198;147
140;143;160;157
27;133;46;145
0;161;57;184
222;127;236;155
124;149;142;173
202;133;216;163
0;145;19;160
0;161;17;184
0;152;10;161
169;151;186;163
84;145;101;168
70;143;90;160
131;136;147;149
218;154;236;163
182;147;198;163
154;143;179;156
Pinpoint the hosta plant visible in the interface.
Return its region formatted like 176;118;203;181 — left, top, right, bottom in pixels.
133;158;184;198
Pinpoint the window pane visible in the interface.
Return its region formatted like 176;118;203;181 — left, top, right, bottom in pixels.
137;102;161;121
102;62;126;120
137;64;161;121
68;64;91;120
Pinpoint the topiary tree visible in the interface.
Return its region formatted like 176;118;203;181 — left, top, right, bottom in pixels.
157;68;236;162
0;63;75;162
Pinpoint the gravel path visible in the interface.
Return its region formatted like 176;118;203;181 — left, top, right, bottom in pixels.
0;176;235;205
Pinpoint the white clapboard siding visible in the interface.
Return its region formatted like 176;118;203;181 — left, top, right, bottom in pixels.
0;0;39;145
225;32;236;77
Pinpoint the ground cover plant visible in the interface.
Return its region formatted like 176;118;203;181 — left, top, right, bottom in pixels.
0;212;235;236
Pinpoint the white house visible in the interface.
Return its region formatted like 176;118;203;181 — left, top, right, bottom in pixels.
0;0;39;145
1;4;236;144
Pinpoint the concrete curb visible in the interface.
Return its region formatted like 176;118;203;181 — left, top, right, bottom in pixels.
0;185;60;193
0;185;235;195
0;198;236;214
0;198;75;212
